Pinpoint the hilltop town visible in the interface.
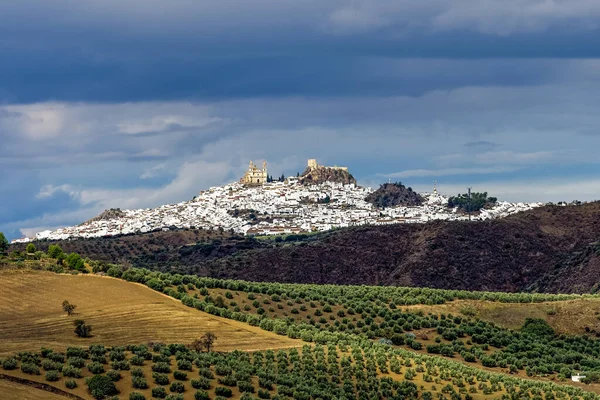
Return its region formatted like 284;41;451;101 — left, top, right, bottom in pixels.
14;159;543;242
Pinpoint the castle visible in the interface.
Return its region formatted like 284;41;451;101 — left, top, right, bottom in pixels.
240;160;268;185
307;159;348;171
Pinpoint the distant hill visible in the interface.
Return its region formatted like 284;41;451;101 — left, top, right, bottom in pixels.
11;202;600;293
365;182;424;208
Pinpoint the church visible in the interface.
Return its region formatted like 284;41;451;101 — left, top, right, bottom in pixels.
240;160;268;184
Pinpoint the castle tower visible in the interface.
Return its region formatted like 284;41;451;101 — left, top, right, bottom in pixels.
308;159;318;169
433;181;438;195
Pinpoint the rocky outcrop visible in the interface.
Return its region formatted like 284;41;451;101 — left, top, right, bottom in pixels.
365;182;424;208
298;166;357;186
82;208;125;225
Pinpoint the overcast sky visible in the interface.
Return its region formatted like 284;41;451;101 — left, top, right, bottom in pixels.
2;0;600;240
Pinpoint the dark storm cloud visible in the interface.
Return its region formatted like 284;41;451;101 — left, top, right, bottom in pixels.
2;1;600;240
1;1;600;102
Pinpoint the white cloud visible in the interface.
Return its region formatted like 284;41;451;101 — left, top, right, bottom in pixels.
384;166;520;179
75;159;234;210
36;184;78;199
140;163;167;179
117;115;224;135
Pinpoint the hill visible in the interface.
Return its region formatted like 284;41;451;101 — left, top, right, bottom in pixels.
192;202;600;293
298;165;357;185
3;265;600;399
0;379;68;400
11;202;600;293
365;182;424;207
0;269;298;356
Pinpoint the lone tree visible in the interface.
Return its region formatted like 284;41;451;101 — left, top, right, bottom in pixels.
47;244;64;259
62;300;77;316
0;232;8;255
74;319;92;338
201;332;217;352
190;332;217;352
26;243;36;254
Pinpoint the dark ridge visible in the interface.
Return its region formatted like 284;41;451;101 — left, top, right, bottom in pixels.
11;202;600;293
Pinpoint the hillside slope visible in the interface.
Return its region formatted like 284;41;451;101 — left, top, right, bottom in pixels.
195;202;600;292
0;270;298;355
12;202;600;293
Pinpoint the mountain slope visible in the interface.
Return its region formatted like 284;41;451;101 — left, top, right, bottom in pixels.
12;202;600;293
189;202;600;292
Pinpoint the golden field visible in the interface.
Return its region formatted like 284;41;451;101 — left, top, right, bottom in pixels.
0;270;299;356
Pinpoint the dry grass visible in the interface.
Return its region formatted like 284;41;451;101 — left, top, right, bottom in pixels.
404;298;600;335
0;379;67;400
0;270;299;356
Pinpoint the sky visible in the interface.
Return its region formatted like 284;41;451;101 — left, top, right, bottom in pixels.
2;0;600;240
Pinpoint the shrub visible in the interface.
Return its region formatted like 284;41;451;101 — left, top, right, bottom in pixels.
130;393;146;400
177;359;193;371
130;355;145;366
215;387;233;398
152;386;168;398
88;361;105;374
258;389;271;399
86;374;118;398
62;365;82;378
153;372;170;385
198;367;214;379
41;347;53;357
109;350;126;361
173;370;188;381
106;369;122;382
111;360;130;371
131;367;145;377
218;375;237;387
146;278;165;292
238;381;255;393
214;364;232;376
2;358;18;370
521;318;555;337
191;377;211;390
65;379;78;389
132;376;149;389
67;357;86;368
49;353;66;363
66;347;87;359
74;319;92;338
152;362;171;373
170;381;185;393
195;390;210;400
258;377;273;390
45;370;60;381
165;395;184;400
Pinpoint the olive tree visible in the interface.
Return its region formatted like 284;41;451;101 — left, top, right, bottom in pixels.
62;300;77;316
